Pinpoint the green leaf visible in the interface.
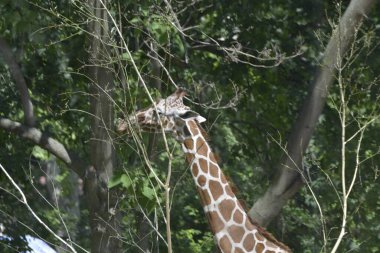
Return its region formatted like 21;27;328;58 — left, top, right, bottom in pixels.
120;174;132;188
108;174;132;189
121;52;131;61
142;184;155;200
108;176;122;188
32;146;49;160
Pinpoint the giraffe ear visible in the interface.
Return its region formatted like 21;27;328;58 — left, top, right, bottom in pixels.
179;110;206;123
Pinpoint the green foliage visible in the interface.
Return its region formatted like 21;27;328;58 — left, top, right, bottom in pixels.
175;229;215;253
110;169;160;213
1;0;380;252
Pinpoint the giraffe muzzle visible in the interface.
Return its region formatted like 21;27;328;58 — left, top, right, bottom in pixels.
116;114;146;135
116;118;129;134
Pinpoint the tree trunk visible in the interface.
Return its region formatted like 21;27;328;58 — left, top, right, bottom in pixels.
43;158;80;253
249;0;376;227
86;0;121;252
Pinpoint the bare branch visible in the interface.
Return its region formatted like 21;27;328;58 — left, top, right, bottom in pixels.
0;117;86;177
0;38;35;126
0;163;80;253
249;0;377;226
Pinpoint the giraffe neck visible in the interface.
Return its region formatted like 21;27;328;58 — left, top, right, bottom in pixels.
178;120;289;253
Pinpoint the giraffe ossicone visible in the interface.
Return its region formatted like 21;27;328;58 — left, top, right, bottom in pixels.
117;88;291;253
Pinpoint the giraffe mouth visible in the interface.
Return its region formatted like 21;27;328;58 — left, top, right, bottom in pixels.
116;114;142;134
116;110;148;134
116;118;129;134
116;115;157;135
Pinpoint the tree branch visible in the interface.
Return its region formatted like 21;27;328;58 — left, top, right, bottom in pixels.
0;117;86;177
0;163;79;253
249;0;377;226
0;38;35;126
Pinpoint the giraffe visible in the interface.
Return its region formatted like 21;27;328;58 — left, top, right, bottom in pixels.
117;89;291;253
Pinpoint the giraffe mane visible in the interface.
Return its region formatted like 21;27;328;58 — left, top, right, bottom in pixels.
203;129;291;252
227;176;292;252
194;121;223;164
217;172;292;252
188;119;292;252
194;120;209;141
250;219;292;252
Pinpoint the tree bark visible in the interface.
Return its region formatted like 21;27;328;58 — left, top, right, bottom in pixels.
249;0;376;227
86;0;121;252
0;117;86;177
0;38;35;126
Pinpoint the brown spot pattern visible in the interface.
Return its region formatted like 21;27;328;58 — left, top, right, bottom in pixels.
131;91;291;253
233;209;244;224
209;163;219;178
254;230;265;242
185;153;194;162
219;199;235;222
245;218;256;231
224;185;235;197
243;233;255;251
184;138;194;150
199;158;208;173
221;174;228;184
197;175;207;187
199;188;211;206
196;138;208;155
191;164;199;177
219;235;232;252
234;247;245;253
209;211;225;233
188;121;199;135
184;120;289;252
255;243;265;252
228;225;245;243
209;180;223;201
137;114;145;122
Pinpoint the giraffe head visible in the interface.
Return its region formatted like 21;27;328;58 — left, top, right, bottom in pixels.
117;88;206;137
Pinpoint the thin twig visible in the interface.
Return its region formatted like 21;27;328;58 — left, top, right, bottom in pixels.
0;163;82;253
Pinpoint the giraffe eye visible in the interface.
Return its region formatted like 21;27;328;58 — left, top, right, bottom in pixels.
155;110;163;116
152;110;163;119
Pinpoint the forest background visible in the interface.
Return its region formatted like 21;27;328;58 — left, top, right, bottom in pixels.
1;0;380;252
